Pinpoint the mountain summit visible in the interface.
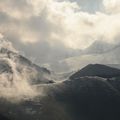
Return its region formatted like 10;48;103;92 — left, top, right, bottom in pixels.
70;64;120;79
0;39;54;100
0;39;53;85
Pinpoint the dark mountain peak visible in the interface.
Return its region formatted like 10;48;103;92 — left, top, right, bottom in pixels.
70;64;120;79
84;64;110;69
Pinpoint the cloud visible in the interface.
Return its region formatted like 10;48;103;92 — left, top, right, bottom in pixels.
0;39;40;102
69;0;102;13
0;0;33;19
0;60;37;102
103;0;120;14
0;38;18;53
44;1;120;49
0;0;120;64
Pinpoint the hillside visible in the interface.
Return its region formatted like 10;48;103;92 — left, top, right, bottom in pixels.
70;64;120;79
0;39;53;85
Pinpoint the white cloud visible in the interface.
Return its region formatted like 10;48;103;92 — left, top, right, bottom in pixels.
0;0;32;19
0;33;3;39
44;0;120;49
103;0;120;14
0;50;37;101
0;0;120;54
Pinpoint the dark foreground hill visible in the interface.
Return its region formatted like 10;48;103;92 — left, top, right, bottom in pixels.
0;114;10;120
47;77;120;120
1;76;120;120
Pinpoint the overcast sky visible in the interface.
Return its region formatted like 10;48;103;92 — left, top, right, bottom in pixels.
0;0;120;64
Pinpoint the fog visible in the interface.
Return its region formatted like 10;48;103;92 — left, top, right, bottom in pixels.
0;39;39;102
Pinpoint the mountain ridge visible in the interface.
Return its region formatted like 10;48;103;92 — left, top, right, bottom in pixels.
70;64;120;79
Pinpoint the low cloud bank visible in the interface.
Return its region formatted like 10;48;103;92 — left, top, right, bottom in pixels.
0;39;40;102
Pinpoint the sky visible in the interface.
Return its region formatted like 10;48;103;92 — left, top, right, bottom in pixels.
0;0;120;64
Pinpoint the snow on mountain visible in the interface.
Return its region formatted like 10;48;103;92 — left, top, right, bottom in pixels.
0;39;53;101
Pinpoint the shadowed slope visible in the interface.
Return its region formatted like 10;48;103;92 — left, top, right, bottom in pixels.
70;64;120;79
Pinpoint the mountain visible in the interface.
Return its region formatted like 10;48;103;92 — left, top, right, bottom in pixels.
0;39;53;85
0;58;120;120
1;76;120;120
0;39;120;120
70;64;120;79
0;39;55;102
